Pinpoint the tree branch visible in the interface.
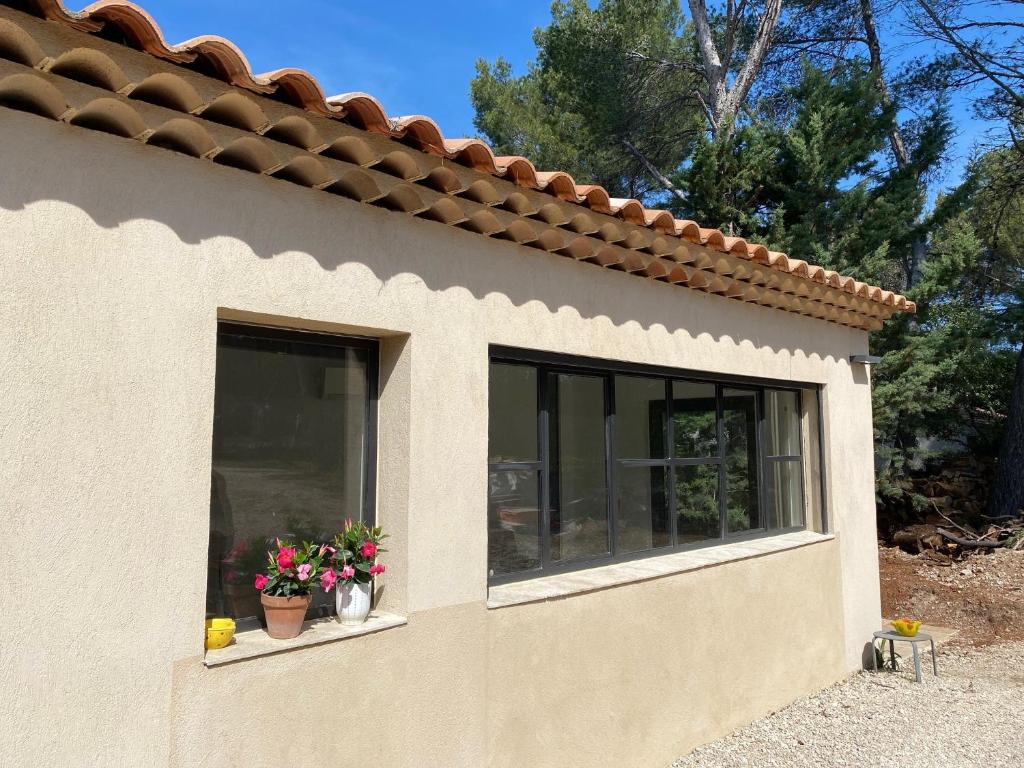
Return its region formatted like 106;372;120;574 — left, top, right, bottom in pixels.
621;138;688;204
860;0;910;168
688;0;726;127
914;0;1024;111
722;0;783;125
688;0;782;137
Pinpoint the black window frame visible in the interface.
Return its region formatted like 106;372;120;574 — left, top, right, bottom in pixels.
487;346;820;585
214;321;380;526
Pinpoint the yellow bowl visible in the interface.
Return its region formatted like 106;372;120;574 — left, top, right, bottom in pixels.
891;619;921;637
205;618;236;650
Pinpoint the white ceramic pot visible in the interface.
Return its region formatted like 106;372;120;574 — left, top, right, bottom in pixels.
335;581;372;625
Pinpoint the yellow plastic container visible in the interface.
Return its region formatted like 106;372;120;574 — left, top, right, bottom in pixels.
891;618;921;637
205;617;236;650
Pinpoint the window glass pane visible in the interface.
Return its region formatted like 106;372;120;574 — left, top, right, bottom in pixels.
723;388;759;532
208;330;371;622
550;373;609;562
676;464;721;542
488;469;541;576
673;381;718;458
489;363;538;463
615;466;671;553
765;389;801;456
614;376;666;459
767;460;804;528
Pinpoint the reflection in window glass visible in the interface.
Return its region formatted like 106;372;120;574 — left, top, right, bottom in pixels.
765;390;801;456
616;466;671;553
673;381;718;458
767;461;803;528
550;374;609;562
488;469;541;576
208;328;372;622
614;376;666;459
486;353;814;581
723;388;759;532
489;364;537;463
676;464;721;542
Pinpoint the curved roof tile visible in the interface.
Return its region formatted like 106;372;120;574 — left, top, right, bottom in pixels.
5;0;914;317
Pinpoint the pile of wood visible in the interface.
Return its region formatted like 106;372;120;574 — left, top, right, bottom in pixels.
881;456;1024;561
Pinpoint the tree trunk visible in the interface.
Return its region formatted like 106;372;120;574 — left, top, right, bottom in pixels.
621;139;688;204
989;342;1024;518
859;0;929;291
859;0;908;167
688;0;782;139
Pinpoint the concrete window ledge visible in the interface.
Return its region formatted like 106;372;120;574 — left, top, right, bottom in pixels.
203;611;407;667
487;530;835;609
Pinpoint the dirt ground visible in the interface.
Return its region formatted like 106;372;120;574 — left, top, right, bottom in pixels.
878;545;1024;645
670;641;1024;768
669;548;1024;767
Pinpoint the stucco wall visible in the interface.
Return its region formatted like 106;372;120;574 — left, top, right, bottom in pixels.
0;111;880;767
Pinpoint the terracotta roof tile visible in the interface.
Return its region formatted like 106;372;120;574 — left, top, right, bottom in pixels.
0;0;917;324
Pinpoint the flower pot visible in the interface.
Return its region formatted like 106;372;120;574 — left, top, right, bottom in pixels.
225;582;262;621
260;593;311;639
205;617;236;650
335;581;372;625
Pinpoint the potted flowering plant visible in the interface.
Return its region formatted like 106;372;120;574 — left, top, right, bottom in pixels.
328;520;387;625
253;540;328;639
220;537;268;619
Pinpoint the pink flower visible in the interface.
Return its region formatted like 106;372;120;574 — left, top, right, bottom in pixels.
318;543;336;558
253;573;269;591
360;541;377;558
320;568;337;592
340;564;355;581
369;563;385;576
276;546;296;570
297;563;312;581
343;518;353;531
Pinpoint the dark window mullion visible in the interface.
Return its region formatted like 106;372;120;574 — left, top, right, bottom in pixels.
363;342;379;525
670;457;723;467
716;384;727;539
666;378;677;547
539;367;552;569
490;461;543;472
756;389;767;530
796;389;807;528
605;374;617;557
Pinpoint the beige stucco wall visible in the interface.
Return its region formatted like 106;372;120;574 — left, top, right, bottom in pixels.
0;111;880;767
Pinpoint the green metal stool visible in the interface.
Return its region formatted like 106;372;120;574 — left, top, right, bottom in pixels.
871;629;938;683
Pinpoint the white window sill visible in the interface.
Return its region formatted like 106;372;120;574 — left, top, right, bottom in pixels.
486;530;834;609
203;611;407;667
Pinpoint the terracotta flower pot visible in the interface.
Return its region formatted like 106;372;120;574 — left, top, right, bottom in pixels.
225;582;262;621
260;593;311;639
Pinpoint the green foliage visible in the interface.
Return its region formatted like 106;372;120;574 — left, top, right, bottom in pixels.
679;123;776;233
330;520;387;585
469;2;1021;501
871;149;1024;498
258;540;327;598
471;0;704;201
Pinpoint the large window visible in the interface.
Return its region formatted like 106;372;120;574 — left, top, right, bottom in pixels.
207;323;377;621
488;349;814;582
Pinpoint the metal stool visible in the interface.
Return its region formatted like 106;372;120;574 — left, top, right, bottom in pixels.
871;629;938;683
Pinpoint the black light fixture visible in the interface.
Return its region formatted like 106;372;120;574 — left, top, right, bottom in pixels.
849;354;881;365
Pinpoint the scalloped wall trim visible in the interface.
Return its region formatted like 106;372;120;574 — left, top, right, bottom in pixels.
0;1;914;327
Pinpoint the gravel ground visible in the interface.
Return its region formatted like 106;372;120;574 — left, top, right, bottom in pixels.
670;641;1024;768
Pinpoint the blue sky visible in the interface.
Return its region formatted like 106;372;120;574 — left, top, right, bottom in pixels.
130;0;996;193
134;0;548;139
